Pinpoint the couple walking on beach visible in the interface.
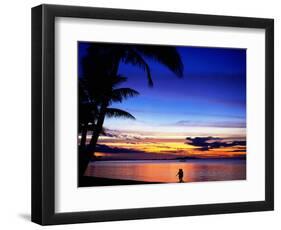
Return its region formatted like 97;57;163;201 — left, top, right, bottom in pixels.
177;169;184;183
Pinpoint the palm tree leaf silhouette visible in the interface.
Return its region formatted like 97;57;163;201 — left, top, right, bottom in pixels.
110;75;128;87
122;49;153;87
134;45;184;78
110;88;139;103
105;108;136;120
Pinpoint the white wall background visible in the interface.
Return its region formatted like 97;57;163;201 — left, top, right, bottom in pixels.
0;0;279;229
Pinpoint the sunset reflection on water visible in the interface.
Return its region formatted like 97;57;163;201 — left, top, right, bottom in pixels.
85;160;246;183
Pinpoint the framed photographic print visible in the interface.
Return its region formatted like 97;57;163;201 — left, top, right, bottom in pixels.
31;4;274;225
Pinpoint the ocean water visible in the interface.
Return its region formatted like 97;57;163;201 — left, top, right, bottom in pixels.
84;159;246;183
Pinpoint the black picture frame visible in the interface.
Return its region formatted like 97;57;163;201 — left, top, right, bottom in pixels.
31;4;274;225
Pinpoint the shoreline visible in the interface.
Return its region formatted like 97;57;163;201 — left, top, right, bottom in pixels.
79;176;161;187
90;157;246;163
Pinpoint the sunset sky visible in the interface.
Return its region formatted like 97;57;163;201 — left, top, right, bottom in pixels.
79;43;246;160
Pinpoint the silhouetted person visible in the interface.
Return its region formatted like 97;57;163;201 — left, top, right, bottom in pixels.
176;169;184;183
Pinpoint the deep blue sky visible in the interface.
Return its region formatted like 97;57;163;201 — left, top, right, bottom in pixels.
78;42;246;137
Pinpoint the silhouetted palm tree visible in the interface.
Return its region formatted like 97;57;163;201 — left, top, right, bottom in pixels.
89;75;139;149
79;75;139;177
78;43;183;178
79;79;98;149
82;43;183;144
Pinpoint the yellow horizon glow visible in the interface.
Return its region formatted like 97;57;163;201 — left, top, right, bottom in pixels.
97;138;246;158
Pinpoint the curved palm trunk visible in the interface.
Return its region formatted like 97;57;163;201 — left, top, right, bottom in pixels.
89;101;108;150
79;101;107;180
89;54;120;150
80;123;88;149
79;53;121;180
78;105;107;180
78;122;91;180
78;146;92;179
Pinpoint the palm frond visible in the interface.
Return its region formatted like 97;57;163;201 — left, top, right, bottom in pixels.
135;45;184;78
105;108;136;119
122;49;154;87
110;74;128;87
110;88;139;103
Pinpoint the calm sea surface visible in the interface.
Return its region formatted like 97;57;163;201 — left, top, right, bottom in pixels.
85;159;246;183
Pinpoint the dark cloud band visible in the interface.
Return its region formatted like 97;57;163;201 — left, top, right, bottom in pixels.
186;136;246;151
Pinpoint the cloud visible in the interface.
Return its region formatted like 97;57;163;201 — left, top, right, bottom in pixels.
229;149;246;153
175;120;246;128
186;136;246;151
95;144;145;154
102;128;143;140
